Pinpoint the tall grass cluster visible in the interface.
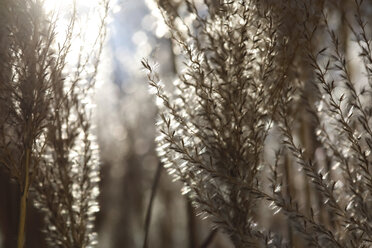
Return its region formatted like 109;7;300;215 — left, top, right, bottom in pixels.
145;0;372;247
3;0;372;247
0;0;108;247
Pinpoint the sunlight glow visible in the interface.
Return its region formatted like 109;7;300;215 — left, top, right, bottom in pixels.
42;0;108;88
43;0;93;14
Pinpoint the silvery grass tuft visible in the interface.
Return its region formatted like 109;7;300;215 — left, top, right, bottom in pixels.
0;0;108;247
144;0;316;246
145;0;372;247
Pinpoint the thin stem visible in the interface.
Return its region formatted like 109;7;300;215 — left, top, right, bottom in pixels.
143;161;162;248
17;148;30;248
283;155;294;247
187;200;197;248
199;229;218;248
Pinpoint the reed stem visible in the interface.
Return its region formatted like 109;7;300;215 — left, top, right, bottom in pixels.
17;149;30;248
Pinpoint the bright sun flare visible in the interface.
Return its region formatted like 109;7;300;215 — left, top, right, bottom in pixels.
43;0;95;14
42;0;105;63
